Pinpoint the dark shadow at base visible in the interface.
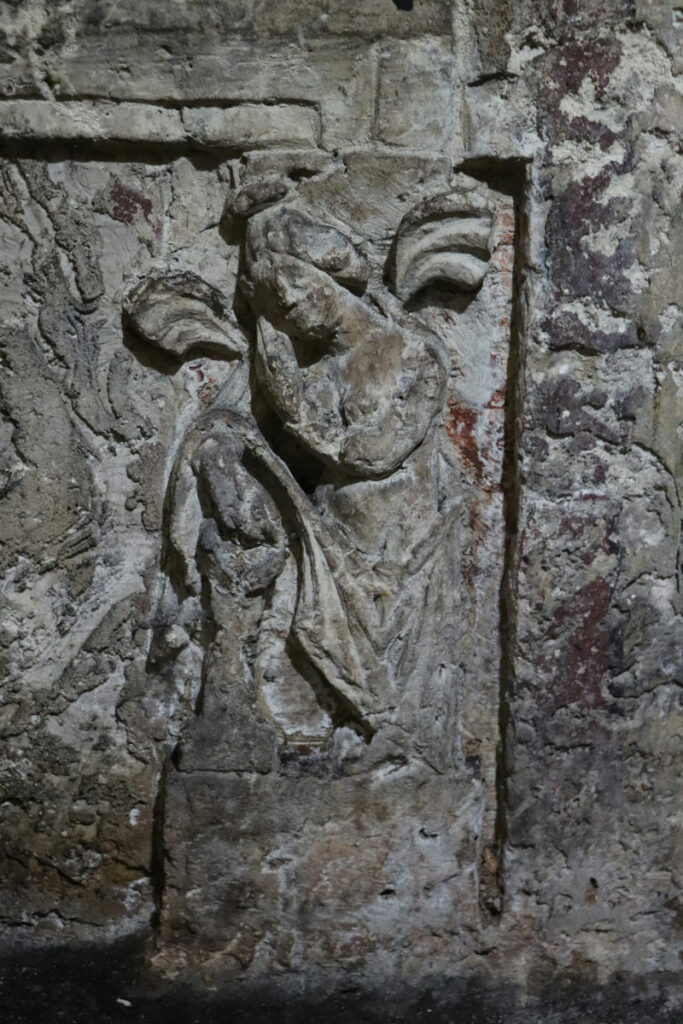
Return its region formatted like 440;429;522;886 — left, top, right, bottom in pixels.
0;933;679;1024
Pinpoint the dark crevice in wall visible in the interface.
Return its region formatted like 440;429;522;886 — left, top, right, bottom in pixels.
149;755;170;933
467;71;518;88
0;139;241;166
494;163;530;915
457;156;531;916
392;0;414;10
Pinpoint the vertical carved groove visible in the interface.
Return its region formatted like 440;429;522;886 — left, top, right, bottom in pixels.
494;162;530;911
459;157;530;914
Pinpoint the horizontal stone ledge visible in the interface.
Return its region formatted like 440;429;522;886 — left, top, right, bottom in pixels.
0;100;321;149
181;103;320;148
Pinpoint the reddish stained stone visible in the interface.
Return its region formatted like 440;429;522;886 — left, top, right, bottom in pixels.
109;179;153;224
545;576;612;711
446;397;483;484
188;361;217;402
487;387;506;411
199;378;216;403
498;209;515;238
547;37;622;101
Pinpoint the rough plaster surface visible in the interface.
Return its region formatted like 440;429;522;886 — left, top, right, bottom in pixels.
0;0;680;1014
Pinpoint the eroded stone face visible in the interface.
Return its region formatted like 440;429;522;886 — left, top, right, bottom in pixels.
0;0;680;1008
122;158;513;975
0;134;513;974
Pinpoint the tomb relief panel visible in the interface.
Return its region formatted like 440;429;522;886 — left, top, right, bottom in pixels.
126;159;509;767
122;152;515;964
0;141;514;962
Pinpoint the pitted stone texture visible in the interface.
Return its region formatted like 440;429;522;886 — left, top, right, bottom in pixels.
0;0;680;1011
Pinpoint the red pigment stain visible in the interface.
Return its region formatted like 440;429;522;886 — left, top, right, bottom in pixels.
487;386;506;411
110;179;153;223
495;246;514;287
468;505;481;534
496;212;515;247
199;379;216;403
189;361;216;403
446;397;483;483
545;576;611;712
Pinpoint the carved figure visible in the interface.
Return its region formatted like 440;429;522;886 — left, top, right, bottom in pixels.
126;166;497;770
120;155;517;968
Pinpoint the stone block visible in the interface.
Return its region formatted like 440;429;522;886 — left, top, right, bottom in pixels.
183;103;320;148
376;35;455;150
0;99;320;150
255;0;453;38
0;99;185;142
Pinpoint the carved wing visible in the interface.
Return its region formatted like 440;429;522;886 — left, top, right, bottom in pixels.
394;184;495;303
123;270;247;361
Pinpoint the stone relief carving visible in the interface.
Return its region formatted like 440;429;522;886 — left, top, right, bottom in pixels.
126;168;497;761
120;154;513;968
0;137;514;967
1;3;680;1002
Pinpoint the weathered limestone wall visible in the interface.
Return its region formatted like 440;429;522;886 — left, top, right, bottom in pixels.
0;0;680;1009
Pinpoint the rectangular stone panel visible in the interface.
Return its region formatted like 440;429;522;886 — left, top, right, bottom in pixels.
0;141;515;973
1;3;681;1014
